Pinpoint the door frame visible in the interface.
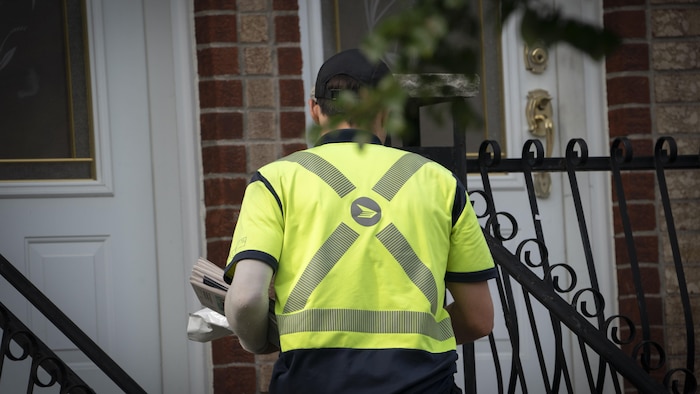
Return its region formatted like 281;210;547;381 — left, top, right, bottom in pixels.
142;0;208;392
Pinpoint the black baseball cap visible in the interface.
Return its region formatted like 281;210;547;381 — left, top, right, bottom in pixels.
314;48;391;100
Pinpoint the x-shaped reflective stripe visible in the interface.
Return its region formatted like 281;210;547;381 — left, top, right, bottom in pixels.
373;153;432;201
376;224;439;315
283;223;359;313
282;152;355;197
282;151;436;315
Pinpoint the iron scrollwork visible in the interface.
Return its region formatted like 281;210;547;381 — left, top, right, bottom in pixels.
462;136;698;393
0;303;95;393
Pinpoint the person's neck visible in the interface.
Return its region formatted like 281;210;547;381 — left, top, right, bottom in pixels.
319;120;352;133
318;121;385;144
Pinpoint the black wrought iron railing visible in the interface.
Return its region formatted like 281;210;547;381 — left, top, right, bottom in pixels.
448;137;698;394
0;254;146;393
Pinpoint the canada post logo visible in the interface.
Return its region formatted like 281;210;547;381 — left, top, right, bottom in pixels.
351;197;381;226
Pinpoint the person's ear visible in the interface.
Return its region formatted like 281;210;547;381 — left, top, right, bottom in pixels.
379;110;388;127
309;98;321;125
374;111;388;144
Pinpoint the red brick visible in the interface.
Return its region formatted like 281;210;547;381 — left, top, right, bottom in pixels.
628;139;653;156
206;239;232;267
282;142;307;156
214;365;257;394
606;76;650;106
606;138;653;157
617;266;661;296
280;111;306;139
604;10;647;39
204;177;247;206
195;15;237;44
202;145;247;174
194;0;236;12
206;208;238;238
614;236;658;265
273;0;298;11
613;235;627;264
279;79;305;107
278;47;303;75
606;43;649;73
611;172;655;202
212;336;255;365
275;15;300;43
199;80;243;108
617;297;663;326
603;0;644;7
612;203;657;233
635;236;659;264
198;47;239;77
617;298;639;325
200;112;244;140
608;107;651;137
622;172;655;200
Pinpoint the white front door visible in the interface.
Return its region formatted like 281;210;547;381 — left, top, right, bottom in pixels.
0;1;206;393
466;1;615;391
299;1;614;393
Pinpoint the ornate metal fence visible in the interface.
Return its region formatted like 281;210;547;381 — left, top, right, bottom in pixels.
451;137;698;394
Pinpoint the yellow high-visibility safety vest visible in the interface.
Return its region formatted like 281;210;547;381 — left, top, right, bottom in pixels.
225;129;495;354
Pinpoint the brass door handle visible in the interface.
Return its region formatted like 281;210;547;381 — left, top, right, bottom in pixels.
526;89;555;198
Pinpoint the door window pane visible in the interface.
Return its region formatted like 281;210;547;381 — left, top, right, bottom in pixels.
0;0;94;180
319;0;505;153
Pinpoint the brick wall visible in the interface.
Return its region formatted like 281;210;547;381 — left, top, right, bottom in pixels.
604;0;700;386
194;0;305;392
192;0;698;391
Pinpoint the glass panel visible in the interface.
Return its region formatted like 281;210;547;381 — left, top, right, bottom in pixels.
0;0;94;180
319;0;505;154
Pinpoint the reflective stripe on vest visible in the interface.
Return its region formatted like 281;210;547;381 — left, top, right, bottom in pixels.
372;153;430;201
277;309;454;341
283;223;359;313
282;151;356;197
376;223;439;315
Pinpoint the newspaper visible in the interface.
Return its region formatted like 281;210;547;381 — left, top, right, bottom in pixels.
189;258;278;348
190;257;228;315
